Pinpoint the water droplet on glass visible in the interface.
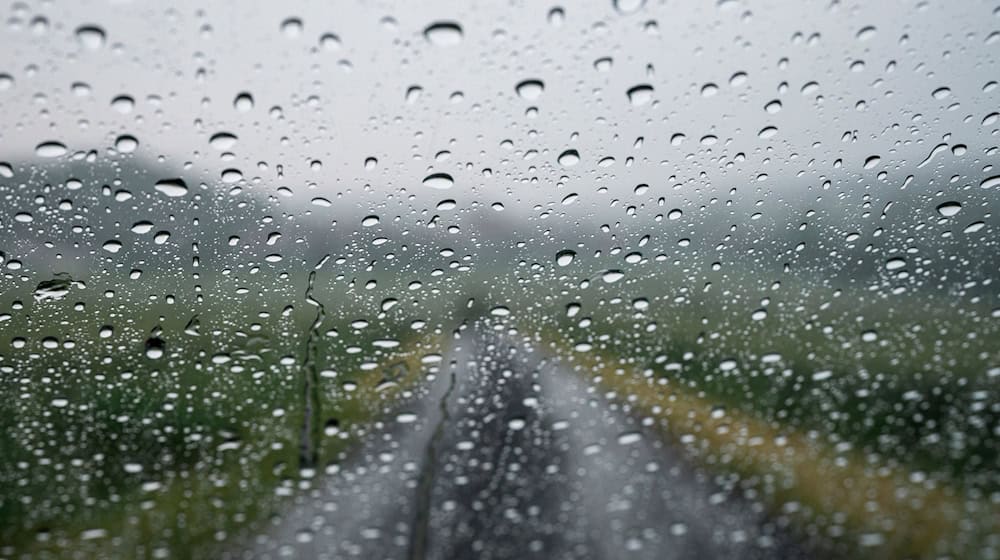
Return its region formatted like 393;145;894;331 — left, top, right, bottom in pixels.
35;141;67;158
613;0;646;15
280;17;303;38
548;7;565;26
209;132;237;150
627;84;654;106
856;26;877;41
145;337;165;359
424;22;463;46
556;250;576;266
935;201;961;217
154;178;189;197
115;135;138;153
557;149;580;167
234;92;254;112
931;87;951;100
75;25;106;49
515;79;544;100
422;173;454;190
602;270;625;283
111;95;134;113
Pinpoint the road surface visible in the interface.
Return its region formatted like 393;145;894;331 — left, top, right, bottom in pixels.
228;326;811;559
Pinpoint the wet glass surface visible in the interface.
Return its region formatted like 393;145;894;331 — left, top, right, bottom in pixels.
0;1;998;558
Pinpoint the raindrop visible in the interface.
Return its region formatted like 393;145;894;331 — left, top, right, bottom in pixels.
602;270;625;283
75;25;106;49
422;173;454;190
613;0;646;15
131;221;154;234
424;22;463;46
320;33;341;50
856;26;877;41
154;178;189;197
617;431;642;445
111;95;134;113
515;79;545;100
221;169;243;183
935;201;961;217
626;84;654;106
556;250;576;266
34;275;73;302
209;132;237;150
35;142;67;158
557;149;580;166
594;57;613;72
980;175;1000;189
145;337;165;360
885;257;906;271
280;17;303;38
548;7;565;26
234;92;254;112
115;135;138;153
758;126;778;139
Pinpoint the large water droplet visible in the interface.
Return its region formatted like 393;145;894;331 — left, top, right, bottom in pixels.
935;201;962;217
613;0;646;14
35;142;67;158
115;135;138;153
515;79;545;100
280;17;303;38
556;250;576;267
602;270;625;283
154;178;189;197
424;22;463;46
627;84;654;106
422;173;454;190
209;132;237;150
234;92;254;112
75;25;106;49
557;149;580;167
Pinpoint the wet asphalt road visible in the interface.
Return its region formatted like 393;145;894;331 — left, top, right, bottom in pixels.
230;327;810;559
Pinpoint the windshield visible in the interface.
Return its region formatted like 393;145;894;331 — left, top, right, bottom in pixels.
1;1;998;559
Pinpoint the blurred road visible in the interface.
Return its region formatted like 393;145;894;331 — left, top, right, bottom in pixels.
231;326;810;559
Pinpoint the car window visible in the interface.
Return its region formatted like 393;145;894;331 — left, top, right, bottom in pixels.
1;1;998;559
